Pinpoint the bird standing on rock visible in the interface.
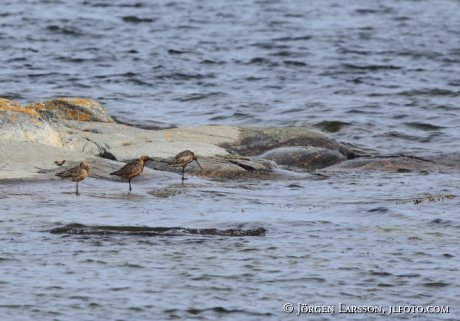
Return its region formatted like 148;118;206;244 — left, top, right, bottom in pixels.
110;155;150;191
55;162;89;195
168;150;202;182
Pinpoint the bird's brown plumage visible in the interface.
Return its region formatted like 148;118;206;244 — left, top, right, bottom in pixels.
110;155;149;191
168;150;202;181
168;150;200;168
56;162;89;182
55;162;89;194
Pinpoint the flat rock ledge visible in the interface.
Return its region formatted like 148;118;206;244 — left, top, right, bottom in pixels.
0;97;356;180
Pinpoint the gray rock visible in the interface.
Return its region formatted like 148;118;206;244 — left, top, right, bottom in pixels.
326;153;460;174
220;126;356;159
0;141;153;180
45;121;279;178
259;146;347;170
26;98;114;123
148;153;277;179
0;98;62;147
147;188;183;198
0;97;357;180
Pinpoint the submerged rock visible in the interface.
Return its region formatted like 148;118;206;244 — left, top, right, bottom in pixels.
147;188;183;198
221;126;356;159
50;223;267;236
324;156;443;172
259;146;347;170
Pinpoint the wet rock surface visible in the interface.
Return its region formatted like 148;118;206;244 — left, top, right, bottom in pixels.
221;126;356;159
148;154;277;179
324;153;460;173
50;223;267;236
259;146;347;170
147;188;183;198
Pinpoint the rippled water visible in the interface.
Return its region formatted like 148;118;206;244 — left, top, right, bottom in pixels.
1;0;460;320
3;0;460;154
2;172;460;320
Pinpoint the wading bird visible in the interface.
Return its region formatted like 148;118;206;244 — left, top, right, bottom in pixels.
168;150;202;182
110;155;150;191
55;162;89;195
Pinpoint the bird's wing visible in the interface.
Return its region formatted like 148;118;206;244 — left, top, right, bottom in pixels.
56;166;84;178
110;162;140;176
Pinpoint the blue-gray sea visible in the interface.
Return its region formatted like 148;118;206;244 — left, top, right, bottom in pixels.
1;0;460;320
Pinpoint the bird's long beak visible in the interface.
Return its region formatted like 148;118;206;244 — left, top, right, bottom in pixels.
195;159;203;170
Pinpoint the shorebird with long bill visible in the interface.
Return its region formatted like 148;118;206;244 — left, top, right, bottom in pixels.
55;162;89;195
167;150;202;182
110;155;150;191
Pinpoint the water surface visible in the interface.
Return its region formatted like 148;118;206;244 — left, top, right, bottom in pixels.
1;0;460;320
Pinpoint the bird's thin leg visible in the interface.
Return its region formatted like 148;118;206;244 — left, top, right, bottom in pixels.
181;166;188;181
129;178;132;191
76;181;79;195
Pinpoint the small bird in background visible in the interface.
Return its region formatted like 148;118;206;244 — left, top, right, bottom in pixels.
55;162;89;195
110;155;150;191
168;150;202;182
54;160;66;166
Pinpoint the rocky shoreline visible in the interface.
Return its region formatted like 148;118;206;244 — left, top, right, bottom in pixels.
1;97;458;181
0;97;352;180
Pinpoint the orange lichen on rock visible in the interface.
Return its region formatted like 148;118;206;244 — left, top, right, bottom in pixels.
9;115;15;121
25;97;114;123
78;113;91;121
56;97;103;108
0;98;23;108
27;98;102;112
32;103;47;110
27;101;60;110
0;98;41;117
64;110;79;119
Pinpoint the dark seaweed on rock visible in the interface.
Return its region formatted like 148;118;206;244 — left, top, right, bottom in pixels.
50;224;266;237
